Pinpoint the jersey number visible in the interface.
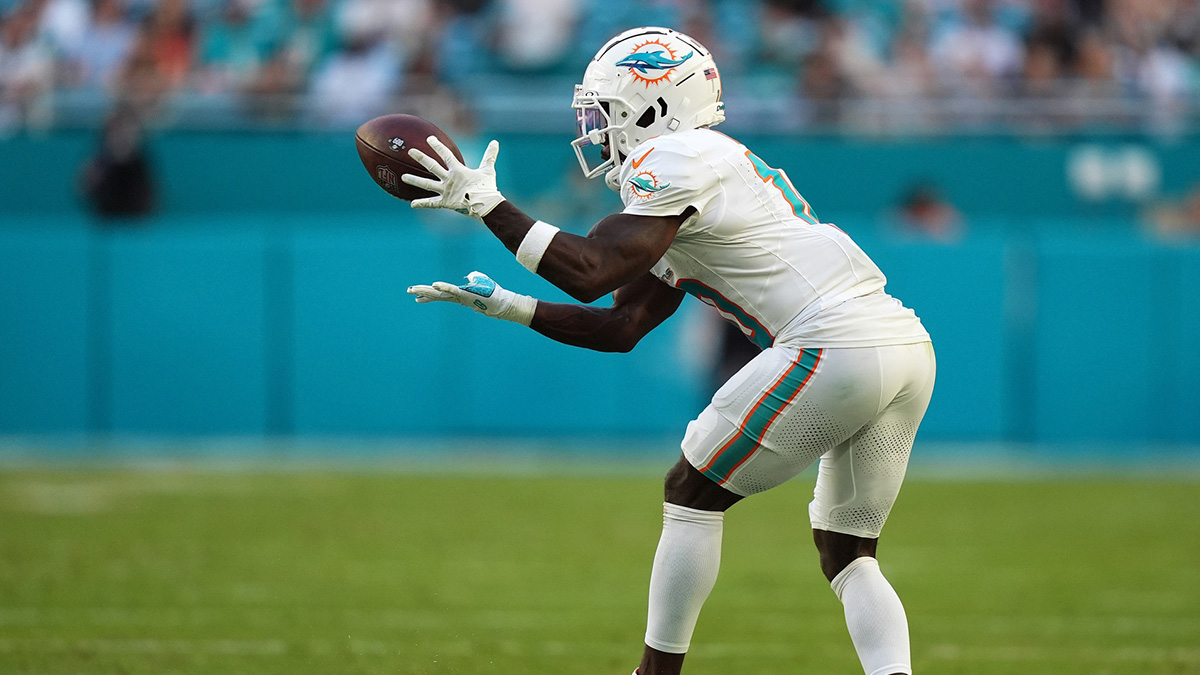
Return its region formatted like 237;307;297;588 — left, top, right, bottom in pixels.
746;151;819;225
677;279;774;350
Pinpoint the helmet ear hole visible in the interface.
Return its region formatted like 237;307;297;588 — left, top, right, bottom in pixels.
635;106;656;128
635;97;672;129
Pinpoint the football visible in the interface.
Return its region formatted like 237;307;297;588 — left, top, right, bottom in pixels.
354;114;464;201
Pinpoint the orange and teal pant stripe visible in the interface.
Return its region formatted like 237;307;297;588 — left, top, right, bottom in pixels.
699;348;823;486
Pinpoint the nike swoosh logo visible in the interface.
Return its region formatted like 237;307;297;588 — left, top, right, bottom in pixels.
631;148;654;169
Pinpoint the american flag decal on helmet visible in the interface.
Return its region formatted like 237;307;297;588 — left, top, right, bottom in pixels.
704;67;717;80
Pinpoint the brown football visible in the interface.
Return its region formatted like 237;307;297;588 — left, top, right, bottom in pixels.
354;114;464;201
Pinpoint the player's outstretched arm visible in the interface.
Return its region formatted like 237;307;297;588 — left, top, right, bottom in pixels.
407;271;684;353
401;137;688;304
482;201;688;304
529;271;685;352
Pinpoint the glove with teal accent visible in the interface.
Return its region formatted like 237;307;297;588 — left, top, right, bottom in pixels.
402;137;505;219
407;271;537;326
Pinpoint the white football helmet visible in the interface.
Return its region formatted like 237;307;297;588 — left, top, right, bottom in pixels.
572;27;725;191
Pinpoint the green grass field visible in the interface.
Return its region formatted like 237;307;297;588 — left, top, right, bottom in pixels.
1;464;1198;674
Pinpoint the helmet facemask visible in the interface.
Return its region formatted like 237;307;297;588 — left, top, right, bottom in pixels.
570;87;638;190
570;87;613;181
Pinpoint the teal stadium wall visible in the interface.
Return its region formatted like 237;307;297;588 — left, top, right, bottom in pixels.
1;131;1198;443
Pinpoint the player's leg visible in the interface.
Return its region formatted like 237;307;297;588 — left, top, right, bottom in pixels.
817;528;908;675
663;451;743;511
813;528;877;581
638;344;841;675
638;455;741;675
809;342;935;675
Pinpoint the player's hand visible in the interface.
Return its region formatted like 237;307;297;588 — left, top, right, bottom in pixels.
407;271;536;326
402;137;505;219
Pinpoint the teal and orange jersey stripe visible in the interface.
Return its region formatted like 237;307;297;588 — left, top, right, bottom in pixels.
744;150;820;225
699;348;823;486
675;278;774;349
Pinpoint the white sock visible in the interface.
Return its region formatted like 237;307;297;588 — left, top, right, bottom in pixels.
831;557;912;675
644;502;724;653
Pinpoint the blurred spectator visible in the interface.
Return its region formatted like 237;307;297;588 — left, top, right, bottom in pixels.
195;0;268;94
799;46;845;126
0;0;1198;131
80;106;157;218
1109;0;1194;128
143;0;195;89
824;16;885;97
1071;28;1115;87
241;42;304;120
931;0;1024;93
306;16;398;126
429;0;493;85
1023;36;1064;97
889;181;964;242
760;0;826;70
1019;30;1066;128
73;0;137;90
112;19;171;116
263;0;337;77
36;0;89;58
336;0;429;64
494;0;579;71
870;4;941;132
0;3;53;131
1058;29;1121;125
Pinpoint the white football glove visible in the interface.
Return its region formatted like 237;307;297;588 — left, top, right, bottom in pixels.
401;137;506;219
407;271;536;326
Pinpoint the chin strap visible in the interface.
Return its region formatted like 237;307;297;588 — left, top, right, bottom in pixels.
605;165;623;193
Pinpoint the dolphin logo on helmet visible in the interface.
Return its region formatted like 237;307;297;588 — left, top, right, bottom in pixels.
615;50;694;75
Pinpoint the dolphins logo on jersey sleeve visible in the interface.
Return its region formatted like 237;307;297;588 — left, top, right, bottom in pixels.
627;170;670;200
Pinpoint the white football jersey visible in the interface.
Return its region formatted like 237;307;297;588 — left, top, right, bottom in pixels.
619;128;929;349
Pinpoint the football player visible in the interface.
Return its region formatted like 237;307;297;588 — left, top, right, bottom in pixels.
403;27;934;675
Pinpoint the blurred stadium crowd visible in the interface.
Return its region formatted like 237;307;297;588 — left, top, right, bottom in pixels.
1;0;1198;132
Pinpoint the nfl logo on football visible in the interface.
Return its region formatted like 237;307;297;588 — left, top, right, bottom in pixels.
377;165;398;192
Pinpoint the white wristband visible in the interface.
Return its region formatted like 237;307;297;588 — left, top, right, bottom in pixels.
515;220;560;273
497;293;537;327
